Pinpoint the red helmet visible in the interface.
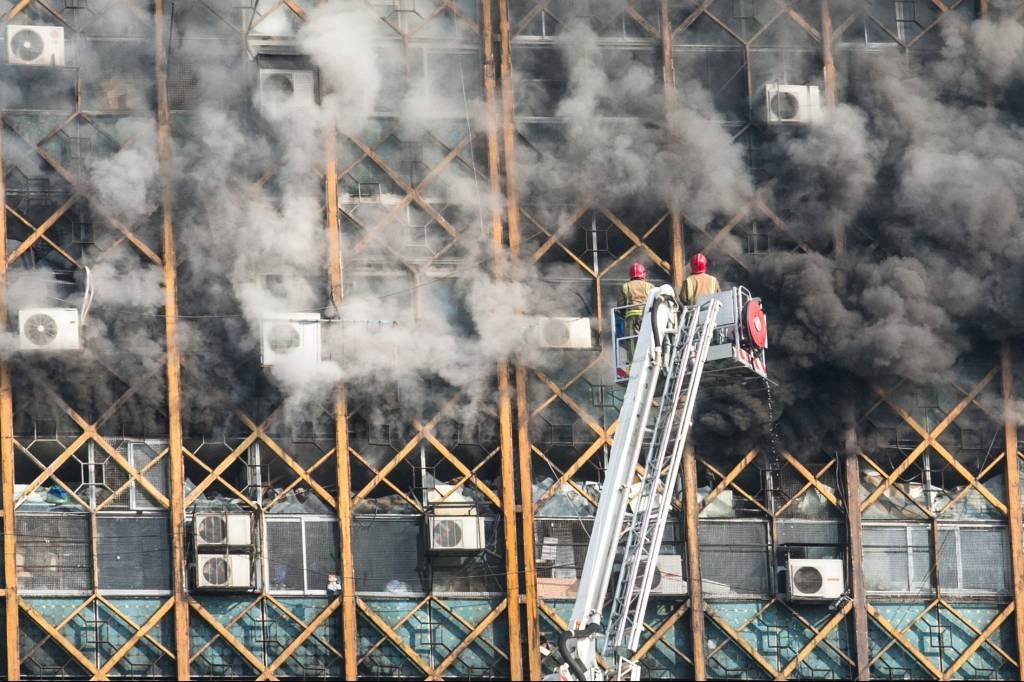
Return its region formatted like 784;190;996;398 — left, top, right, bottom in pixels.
690;252;707;274
629;262;646;280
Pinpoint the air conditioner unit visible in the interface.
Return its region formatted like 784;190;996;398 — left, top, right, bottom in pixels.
765;84;821;124
536;317;592;350
19;308;80;351
194;513;253;548
260;313;321;367
258;68;316;108
650;555;687;596
786;558;844;601
429;515;486;553
7;25;65;66
195;553;253;589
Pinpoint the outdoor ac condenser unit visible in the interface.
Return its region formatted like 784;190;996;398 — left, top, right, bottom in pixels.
195;554;253;589
650;555;687;596
194;513;253;548
260;313;321;366
786;558;844;601
536;317;593;350
258;68;316;108
6;25;65;66
19;308;80;351
428;516;486;553
765;84;821;124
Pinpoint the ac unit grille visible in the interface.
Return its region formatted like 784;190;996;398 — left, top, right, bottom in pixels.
769;91;799;120
432;519;463;549
198;516;227;544
263;73;295;96
10;29;45;62
267;323;301;353
793;565;824;593
24;313;58;346
202;556;229;585
541;319;570;346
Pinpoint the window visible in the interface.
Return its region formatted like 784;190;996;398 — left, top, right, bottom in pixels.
895;0;916;41
863;523;1010;594
266;516;339;594
97;515;171;592
16;514;91;593
353;516;426;593
698;519;770;595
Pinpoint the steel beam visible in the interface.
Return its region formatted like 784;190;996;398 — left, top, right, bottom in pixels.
482;0;523;673
682;446;707;679
0;115;21;681
326;128;359;679
153;3;191;677
842;421;871;680
1001;340;1024;674
494;0;541;675
661;0;685;293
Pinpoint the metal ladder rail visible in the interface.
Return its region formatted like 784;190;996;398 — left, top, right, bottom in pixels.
601;305;699;651
604;300;721;678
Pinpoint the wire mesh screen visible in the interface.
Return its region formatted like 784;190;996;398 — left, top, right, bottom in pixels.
777;520;843;560
863;526;910;592
534;518;593;579
910;527;932;591
935;528;958;590
97;515;171;591
304;520;339;592
101;456;131;510
267;519;305;591
960;526;1010;592
16;514;91;592
352;516;426;593
131;443;168;510
697;520;769;595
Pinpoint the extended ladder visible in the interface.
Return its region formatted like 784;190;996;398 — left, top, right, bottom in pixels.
562;286;720;682
604;298;720;680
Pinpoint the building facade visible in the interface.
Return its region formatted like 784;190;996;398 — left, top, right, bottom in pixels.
0;0;1021;679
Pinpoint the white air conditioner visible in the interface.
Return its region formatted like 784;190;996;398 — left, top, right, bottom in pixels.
194;513;253;548
429;515;486;553
259;68;316;108
19;308;79;351
786;558;844;601
536;317;592;350
650;555;687;596
195;554;253;589
7;25;65;67
260;313;321;367
765;84;821;124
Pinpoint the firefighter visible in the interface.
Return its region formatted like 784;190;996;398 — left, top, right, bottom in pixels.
682;252;720;305
619;262;654;339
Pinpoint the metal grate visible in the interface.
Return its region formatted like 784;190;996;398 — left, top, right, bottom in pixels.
303;520;339;592
17;514;91;592
534;518;592;578
697;520;769;594
863;526;910;592
97;516;171;591
266;520;305;591
352;516;426;593
960;527;1010;591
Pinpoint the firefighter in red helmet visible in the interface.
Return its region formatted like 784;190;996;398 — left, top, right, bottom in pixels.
683;252;720;304
619;262;654;352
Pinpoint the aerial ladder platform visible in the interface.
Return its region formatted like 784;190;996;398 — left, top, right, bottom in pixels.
553;284;768;681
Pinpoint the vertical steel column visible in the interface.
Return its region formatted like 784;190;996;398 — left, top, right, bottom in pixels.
494;0;540;676
661;6;704;676
325;131;359;679
842;420;870;680
1001;340;1024;670
660;0;685;293
681;445;706;679
153;3;191;677
482;0;524;676
0;117;21;681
